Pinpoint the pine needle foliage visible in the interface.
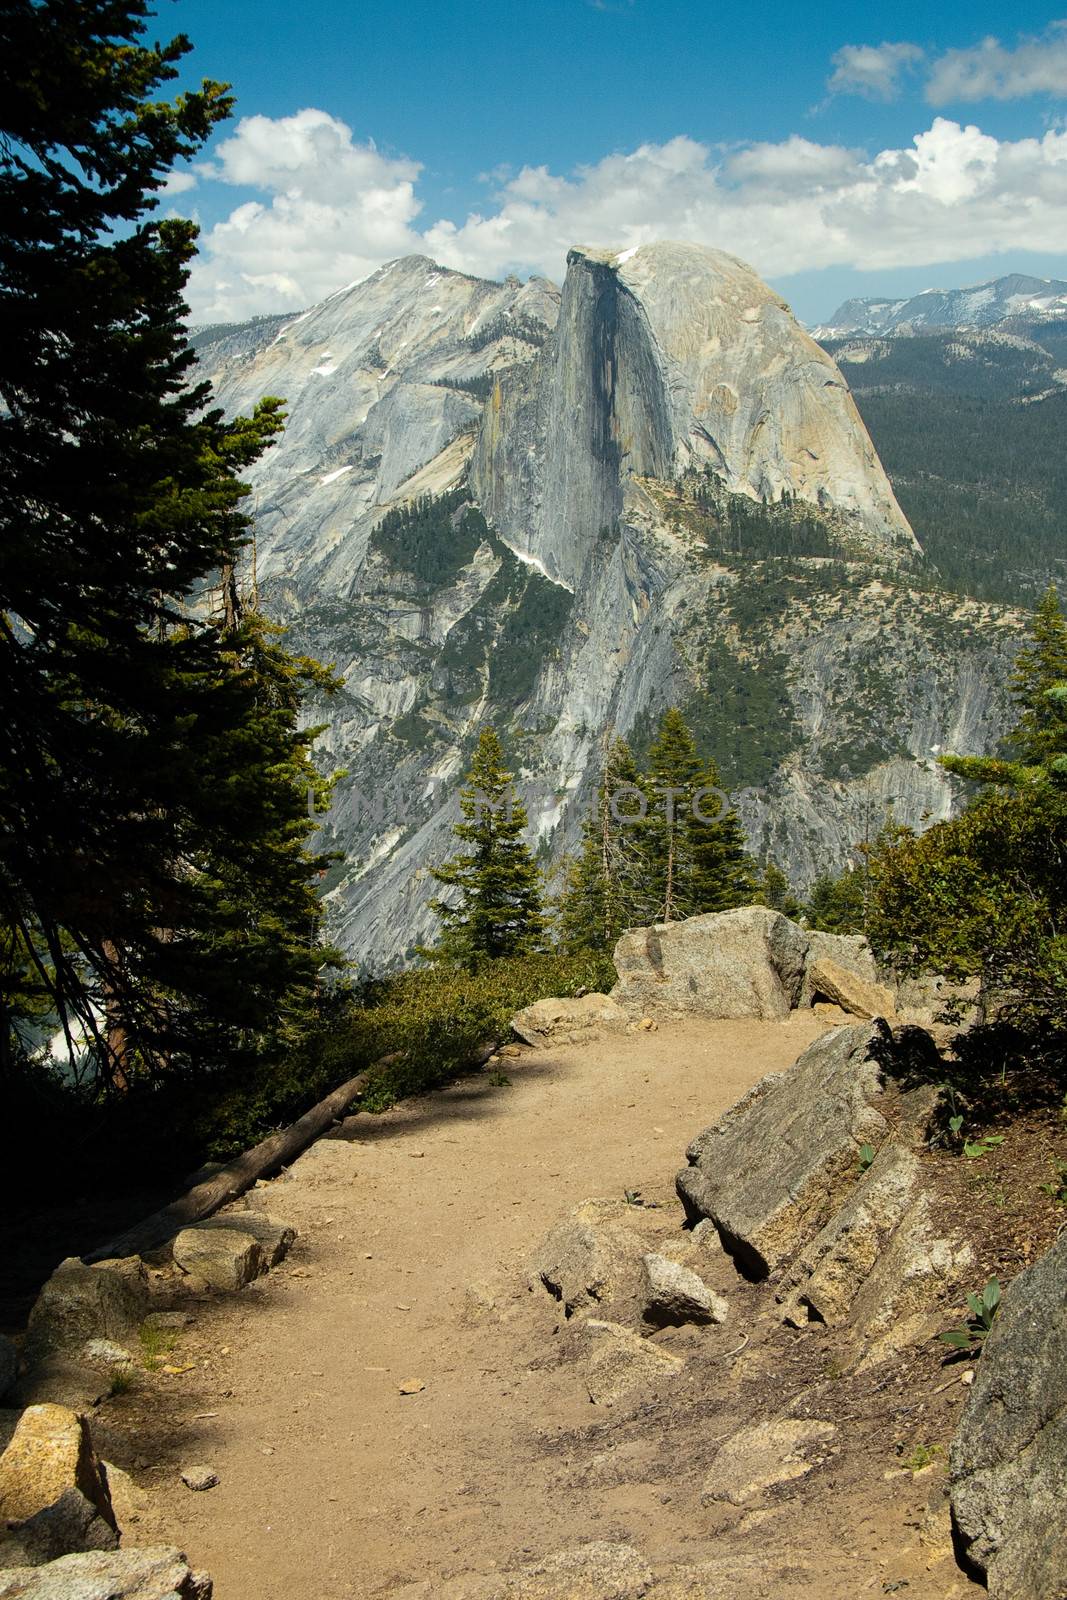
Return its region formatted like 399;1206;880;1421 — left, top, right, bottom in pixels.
0;1;339;1086
426;728;547;965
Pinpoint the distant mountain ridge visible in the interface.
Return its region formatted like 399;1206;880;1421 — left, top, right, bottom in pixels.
813;273;1067;339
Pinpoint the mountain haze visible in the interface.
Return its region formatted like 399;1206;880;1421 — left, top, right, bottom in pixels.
192;244;1020;966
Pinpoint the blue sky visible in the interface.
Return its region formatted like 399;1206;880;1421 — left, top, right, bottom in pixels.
161;0;1067;322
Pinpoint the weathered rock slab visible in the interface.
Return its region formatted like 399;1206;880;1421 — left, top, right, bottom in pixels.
24;1259;148;1365
701;1418;837;1506
640;1253;726;1327
580;1319;685;1405
778;1144;974;1366
183;1210;296;1269
950;1230;1067;1599
803;956;896;1021
676;1023;889;1276
388;1541;654;1598
511;994;627;1046
170;1227;264;1291
0;1547;212;1599
611;908;809;1020
0;1404;117;1567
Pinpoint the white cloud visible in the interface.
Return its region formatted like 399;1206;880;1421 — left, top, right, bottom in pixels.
159;169;198;198
926;21;1067;104
827;42;925;102
186;109;423;322
424;120;1067;281
185;110;1067;320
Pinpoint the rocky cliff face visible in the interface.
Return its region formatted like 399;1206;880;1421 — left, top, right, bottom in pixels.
472;243;916;583
191;245;1020;967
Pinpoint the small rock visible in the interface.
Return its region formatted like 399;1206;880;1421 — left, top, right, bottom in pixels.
179;1466;219;1492
81;1341;133;1369
641;1253;727;1327
498;1044;523;1058
639;1017;656;1031
397;1379;425;1395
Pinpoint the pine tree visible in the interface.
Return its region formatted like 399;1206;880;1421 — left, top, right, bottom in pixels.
427;728;546;964
0;2;338;1085
1008;585;1067;764
558;737;648;952
689;754;758;913
641;709;757;922
757;861;805;922
643;709;704;922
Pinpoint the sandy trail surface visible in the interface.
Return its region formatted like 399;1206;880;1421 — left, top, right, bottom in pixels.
120;1014;977;1599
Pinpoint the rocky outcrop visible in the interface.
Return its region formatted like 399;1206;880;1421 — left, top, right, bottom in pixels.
612;907;809;1020
0;1548;212;1599
950;1230;1067;1599
0;1405;117;1567
778;1144;974;1366
611;908;893;1023
473;243;917;581
23;1259;148;1367
676;1024;892;1276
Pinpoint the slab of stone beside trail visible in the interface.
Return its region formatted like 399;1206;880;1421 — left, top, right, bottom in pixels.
950;1230;1067;1600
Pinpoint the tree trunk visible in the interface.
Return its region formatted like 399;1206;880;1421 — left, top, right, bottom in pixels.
83;1037;500;1263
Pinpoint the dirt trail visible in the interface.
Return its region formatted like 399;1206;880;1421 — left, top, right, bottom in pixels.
116;1015;978;1599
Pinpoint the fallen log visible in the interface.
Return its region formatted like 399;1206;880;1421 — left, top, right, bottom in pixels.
83;1037;500;1263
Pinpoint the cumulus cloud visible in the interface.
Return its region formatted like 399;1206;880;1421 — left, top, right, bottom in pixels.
184;110;1067;320
423;120;1067;281
827;42;925;102
926;21;1067;103
186;109;423;322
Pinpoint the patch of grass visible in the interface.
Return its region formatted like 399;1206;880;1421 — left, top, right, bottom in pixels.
107;1366;135;1396
900;1442;944;1473
138;1325;176;1372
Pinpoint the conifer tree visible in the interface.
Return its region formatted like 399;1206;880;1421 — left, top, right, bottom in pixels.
689;754;758;914
757;861;805;922
0;1;338;1085
558;737;648;952
641;709;757;922
1007;585;1067;765
643;709;704;923
428;728;546;964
